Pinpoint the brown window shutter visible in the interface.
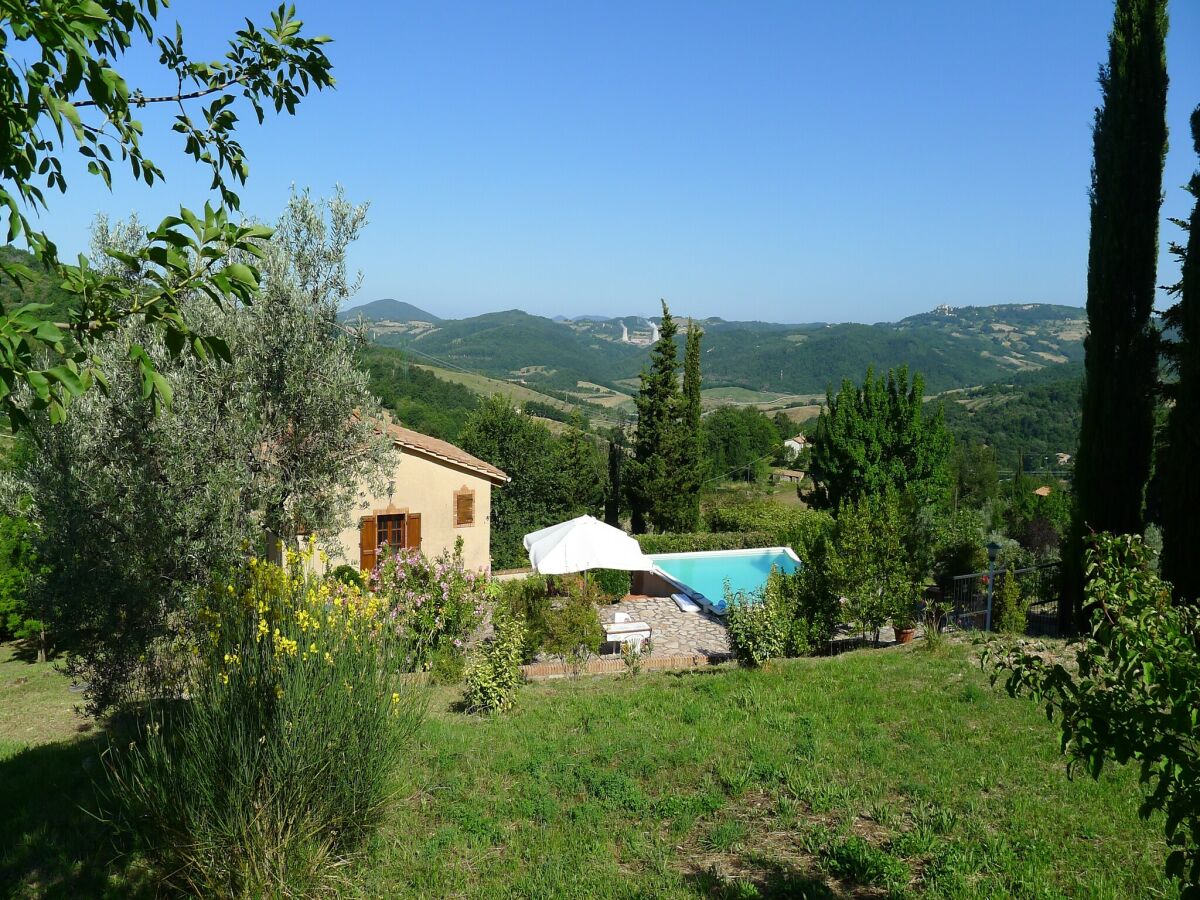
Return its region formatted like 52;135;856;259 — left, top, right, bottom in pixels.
359;516;378;572
455;490;475;526
405;513;421;550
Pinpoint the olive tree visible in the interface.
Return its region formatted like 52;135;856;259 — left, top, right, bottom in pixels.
21;190;393;714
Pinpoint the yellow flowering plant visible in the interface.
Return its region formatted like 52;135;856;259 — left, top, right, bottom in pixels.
99;542;424;897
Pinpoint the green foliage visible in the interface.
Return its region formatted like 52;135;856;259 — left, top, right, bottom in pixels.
556;413;606;518
704;498;833;556
371;541;487;674
0;511;43;642
993;570;1028;635
827;490;922;642
928;507;987;598
21;193;393;715
701;405;781;483
359;347;479;441
1070;0;1169;623
463;612;526;713
329;564;364;590
1159;107;1200;602
948;441;1000;508
627;301;698;533
725;563;838;666
725;586;787;667
988;534;1200;894
0;1;333;428
619;636;653;677
496;575;554;662
460;395;609;568
679;320;704;530
633;531;776;554
940;366;1083;471
591;568;632;601
98;557;422;896
543;579;604;669
810;365;952;510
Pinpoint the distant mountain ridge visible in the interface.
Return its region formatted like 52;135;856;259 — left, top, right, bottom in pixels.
339;298;441;324
340;299;1088;398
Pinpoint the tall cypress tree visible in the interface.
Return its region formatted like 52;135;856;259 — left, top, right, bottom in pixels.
1066;0;1168;628
604;424;626;528
628;300;681;533
1158;106;1200;603
678;319;704;531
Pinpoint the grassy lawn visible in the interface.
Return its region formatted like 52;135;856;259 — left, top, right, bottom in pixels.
0;640;1174;898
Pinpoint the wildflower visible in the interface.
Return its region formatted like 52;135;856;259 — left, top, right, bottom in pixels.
219;672;230;685
391;692;400;704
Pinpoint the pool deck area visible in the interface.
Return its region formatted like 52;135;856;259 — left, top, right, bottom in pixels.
600;595;732;658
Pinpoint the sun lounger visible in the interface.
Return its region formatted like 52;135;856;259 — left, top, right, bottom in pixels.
672;592;701;613
602;620;652;651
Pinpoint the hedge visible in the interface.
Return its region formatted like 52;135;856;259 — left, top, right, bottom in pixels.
634;532;776;555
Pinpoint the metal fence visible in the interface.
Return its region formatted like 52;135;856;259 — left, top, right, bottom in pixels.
949;561;1062;637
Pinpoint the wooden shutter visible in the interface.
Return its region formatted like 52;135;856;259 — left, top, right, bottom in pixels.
405;513;422;550
455;490;475;526
359;516;378;572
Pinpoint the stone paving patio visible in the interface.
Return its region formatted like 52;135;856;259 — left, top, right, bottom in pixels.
599;595;731;658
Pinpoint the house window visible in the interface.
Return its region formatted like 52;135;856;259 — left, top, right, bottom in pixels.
454;488;475;527
359;512;422;571
377;514;406;550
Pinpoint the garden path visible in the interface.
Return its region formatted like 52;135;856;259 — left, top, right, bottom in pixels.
601;596;731;658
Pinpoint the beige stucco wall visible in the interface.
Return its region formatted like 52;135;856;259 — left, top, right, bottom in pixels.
322;447;495;574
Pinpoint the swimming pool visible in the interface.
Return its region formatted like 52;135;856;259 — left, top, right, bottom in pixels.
648;547;801;615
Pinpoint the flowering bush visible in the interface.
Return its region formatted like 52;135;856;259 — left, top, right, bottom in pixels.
100;546;423;896
371;538;487;673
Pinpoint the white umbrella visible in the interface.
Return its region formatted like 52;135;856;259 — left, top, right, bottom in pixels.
523;515;654;575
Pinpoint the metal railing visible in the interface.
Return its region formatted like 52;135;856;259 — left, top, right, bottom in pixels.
949;561;1062;636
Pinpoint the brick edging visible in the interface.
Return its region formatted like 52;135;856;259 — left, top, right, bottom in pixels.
520;652;734;680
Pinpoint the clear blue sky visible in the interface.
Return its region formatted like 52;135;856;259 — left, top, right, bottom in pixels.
29;1;1200;323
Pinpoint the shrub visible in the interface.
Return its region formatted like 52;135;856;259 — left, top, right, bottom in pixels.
725;581;787;666
705;498;833;551
988;534;1200;894
620;636;653;677
992;569;1028;635
779;544;842;652
829;490;922;644
329;563;363;590
463;612;526;712
497;574;554;662
372;538;487;673
100;553;423;896
591;568;631;601
634;531;775;555
543;579;604;671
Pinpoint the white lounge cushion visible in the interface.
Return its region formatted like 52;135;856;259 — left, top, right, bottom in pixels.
672;593;701;613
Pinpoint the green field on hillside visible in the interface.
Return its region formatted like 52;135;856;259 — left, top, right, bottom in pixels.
1;639;1172;898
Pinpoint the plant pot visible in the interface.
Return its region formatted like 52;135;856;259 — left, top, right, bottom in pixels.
894;627;916;644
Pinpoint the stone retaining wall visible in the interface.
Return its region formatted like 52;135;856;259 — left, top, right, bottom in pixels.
520;652;733;680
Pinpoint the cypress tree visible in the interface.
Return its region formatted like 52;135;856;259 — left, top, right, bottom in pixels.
604;424;625;528
678;319;704;531
628;300;681;533
1066;0;1169;628
1158;106;1200;603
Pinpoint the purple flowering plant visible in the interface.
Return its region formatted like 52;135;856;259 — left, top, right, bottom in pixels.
370;537;487;672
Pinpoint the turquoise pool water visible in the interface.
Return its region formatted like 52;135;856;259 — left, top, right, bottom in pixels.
649;548;800;615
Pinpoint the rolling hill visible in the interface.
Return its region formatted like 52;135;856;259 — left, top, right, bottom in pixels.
340;299;1088;397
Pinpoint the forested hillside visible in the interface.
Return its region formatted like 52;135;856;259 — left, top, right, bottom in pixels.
341;299;1087;396
939;363;1083;468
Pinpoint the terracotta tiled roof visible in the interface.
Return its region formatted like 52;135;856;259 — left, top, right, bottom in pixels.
385;422;509;484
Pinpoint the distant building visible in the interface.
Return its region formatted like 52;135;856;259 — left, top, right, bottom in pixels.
783;433;809;461
1055;452;1072;466
773;468;805;484
1033;485;1052;498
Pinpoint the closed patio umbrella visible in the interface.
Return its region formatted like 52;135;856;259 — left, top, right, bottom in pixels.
523;515;654;575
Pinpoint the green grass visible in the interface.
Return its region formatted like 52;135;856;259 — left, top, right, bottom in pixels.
0;640;1175;897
